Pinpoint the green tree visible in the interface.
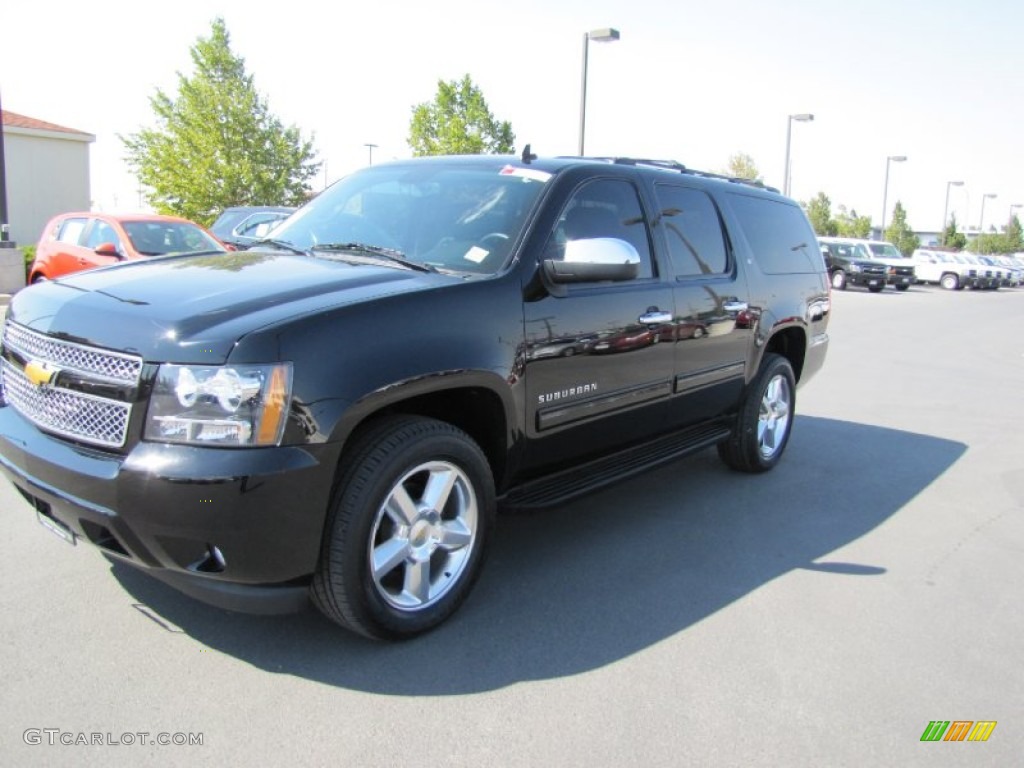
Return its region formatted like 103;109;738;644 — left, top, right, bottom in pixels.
884;201;920;256
834;205;872;238
941;212;967;249
408;75;515;156
122;18;319;225
722;152;761;181
1003;214;1023;252
804;192;837;236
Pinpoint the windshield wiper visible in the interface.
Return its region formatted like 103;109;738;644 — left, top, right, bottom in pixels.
311;242;435;273
252;238;312;257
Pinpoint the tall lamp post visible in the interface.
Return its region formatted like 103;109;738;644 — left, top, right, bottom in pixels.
578;27;620;156
782;113;813;197
942;180;964;242
364;143;378;166
880;155;907;236
1008;202;1021;223
978;193;997;234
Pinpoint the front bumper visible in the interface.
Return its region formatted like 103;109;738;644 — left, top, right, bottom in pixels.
0;405;339;613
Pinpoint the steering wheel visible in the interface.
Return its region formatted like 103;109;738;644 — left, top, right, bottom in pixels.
478;232;509;249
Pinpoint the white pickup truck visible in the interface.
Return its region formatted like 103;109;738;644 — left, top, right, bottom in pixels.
908;248;981;290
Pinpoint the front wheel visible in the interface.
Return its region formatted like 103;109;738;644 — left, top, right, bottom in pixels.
312;416;495;640
718;353;796;473
831;270;847;290
940;273;960;291
895;284;910;291
868;283;884;293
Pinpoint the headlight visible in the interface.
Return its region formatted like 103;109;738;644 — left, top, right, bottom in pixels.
145;363;293;447
849;263;862;272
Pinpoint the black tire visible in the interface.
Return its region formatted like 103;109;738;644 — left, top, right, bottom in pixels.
868;283;884;293
311;415;495;640
831;270;847;290
895;284;909;291
718;353;796;473
940;273;959;291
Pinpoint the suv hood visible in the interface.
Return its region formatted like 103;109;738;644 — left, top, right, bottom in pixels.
7;251;452;363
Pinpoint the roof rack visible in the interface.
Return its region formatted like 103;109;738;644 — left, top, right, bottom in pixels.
573;156;780;194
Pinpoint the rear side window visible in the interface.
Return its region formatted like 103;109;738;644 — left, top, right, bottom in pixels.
653;184;728;277
727;193;821;274
56;218;88;245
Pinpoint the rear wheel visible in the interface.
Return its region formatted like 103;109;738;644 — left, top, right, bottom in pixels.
895;284;910;291
868;283;884;293
718;353;796;473
940;273;960;291
312;416;495;639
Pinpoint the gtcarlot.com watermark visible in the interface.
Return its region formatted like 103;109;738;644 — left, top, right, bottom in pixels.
24;729;203;747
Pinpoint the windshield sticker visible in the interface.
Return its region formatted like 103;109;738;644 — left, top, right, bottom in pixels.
464;246;489;264
500;165;552;183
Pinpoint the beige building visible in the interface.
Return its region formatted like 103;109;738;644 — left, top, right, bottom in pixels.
1;110;95;246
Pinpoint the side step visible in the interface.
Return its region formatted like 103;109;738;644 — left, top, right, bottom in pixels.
499;421;731;511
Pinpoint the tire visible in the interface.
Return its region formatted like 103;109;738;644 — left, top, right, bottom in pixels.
940;273;960;291
831;270;847;290
311;415;495;640
868;283;884;293
895;284;909;291
717;353;796;473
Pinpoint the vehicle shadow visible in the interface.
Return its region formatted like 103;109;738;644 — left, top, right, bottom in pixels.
109;415;965;694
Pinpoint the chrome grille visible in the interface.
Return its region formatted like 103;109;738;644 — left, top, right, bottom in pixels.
0;321;140;448
3;322;142;384
1;359;131;448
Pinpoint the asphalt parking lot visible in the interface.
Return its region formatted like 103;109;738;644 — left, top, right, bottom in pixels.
1;284;1022;767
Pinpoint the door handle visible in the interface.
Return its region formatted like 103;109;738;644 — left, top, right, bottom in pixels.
638;311;673;325
722;301;748;313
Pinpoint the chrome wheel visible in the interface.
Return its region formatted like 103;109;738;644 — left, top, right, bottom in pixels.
369;460;479;611
757;374;792;459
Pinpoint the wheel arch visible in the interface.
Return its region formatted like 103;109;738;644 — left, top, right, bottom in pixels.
761;326;807;384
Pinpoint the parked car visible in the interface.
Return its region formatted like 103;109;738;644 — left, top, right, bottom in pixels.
818;237;915;291
819;239;889;292
959;253;1001;289
210;206;295;249
30;212;227;282
0;153;830;640
907;248;980;290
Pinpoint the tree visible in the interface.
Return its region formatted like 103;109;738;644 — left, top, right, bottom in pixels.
834;205;872;238
408;75;514;156
941;212;967;249
884;201;920;256
1003;214;1023;252
722;152;761;182
122;18;319;225
804;192;837;236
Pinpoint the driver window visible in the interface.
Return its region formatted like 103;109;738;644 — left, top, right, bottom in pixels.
546;179;654;279
85;220;122;253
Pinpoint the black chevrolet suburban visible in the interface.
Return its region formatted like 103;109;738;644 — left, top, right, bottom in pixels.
0;154;830;639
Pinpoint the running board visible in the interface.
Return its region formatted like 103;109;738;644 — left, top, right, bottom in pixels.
500;422;731;511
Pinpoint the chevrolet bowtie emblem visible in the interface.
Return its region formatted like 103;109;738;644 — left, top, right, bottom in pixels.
24;360;59;388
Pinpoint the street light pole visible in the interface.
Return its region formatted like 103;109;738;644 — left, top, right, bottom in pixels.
578;28;620;157
364;143;379;166
782;113;813;197
1008;202;1021;223
881;155;907;236
979;193;997;234
942;180;964;243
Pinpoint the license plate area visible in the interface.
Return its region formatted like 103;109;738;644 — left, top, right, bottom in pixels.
35;503;77;546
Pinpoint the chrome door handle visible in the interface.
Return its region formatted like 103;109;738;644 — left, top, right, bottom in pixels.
722;301;748;313
638;311;673;325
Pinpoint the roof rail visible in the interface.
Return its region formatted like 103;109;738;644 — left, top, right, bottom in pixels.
570;156;780;194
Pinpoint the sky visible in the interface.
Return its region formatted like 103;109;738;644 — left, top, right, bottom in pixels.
3;0;1023;236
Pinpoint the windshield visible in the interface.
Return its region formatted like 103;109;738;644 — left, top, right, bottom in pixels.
868;243;903;259
123;221;224;256
270;163;549;275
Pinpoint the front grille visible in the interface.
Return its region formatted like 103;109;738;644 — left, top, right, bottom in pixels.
1;360;131;447
3;323;142;383
1;322;141;448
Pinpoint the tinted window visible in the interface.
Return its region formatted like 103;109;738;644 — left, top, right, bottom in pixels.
654;185;727;277
546;178;654;279
85;220;121;251
727;194;821;274
56;218;88;245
